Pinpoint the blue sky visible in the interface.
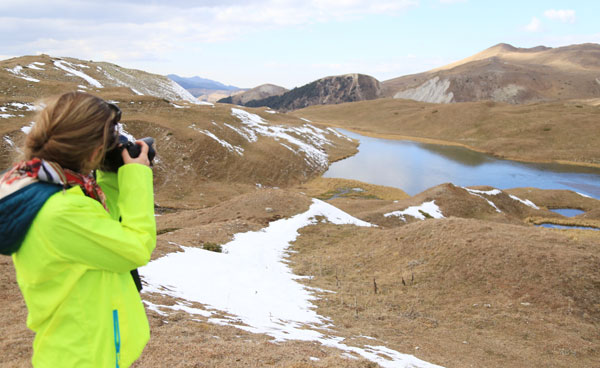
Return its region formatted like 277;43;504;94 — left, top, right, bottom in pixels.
1;0;598;88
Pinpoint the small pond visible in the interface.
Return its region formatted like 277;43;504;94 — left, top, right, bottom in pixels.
549;209;586;217
324;129;600;199
536;223;599;231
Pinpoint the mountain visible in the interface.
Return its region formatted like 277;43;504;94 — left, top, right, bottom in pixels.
167;74;239;91
217;84;288;105
383;43;600;104
167;74;246;101
232;73;382;111
1;54;199;103
0;54;356;197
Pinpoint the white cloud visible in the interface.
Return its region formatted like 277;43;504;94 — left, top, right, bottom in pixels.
544;9;576;23
524;16;541;32
0;0;417;66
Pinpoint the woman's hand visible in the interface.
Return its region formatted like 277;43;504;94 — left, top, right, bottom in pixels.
121;140;151;167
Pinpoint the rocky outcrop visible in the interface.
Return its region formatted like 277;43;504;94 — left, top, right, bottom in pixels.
241;74;382;111
393;76;454;103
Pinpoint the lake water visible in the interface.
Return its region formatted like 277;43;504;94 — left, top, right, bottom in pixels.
537;223;599;231
549;209;586;217
324;129;600;199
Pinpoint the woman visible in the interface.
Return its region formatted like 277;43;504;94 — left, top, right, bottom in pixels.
0;92;156;367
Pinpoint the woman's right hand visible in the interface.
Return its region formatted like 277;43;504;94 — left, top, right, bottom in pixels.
121;140;151;167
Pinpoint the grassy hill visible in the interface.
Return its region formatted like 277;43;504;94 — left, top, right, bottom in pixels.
2;53;600;368
382;43;600;104
292;98;600;167
0;54;357;207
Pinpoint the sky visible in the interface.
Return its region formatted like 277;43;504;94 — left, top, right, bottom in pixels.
1;0;599;89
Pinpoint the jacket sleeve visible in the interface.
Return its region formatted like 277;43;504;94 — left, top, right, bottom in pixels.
45;164;156;272
95;170;120;221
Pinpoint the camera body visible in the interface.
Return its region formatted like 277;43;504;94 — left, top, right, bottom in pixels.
101;135;156;172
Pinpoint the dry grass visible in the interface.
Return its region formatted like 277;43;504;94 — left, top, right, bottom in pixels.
2;184;600;367
289;218;600;368
295;177;409;201
291;98;600;167
3;54;600;368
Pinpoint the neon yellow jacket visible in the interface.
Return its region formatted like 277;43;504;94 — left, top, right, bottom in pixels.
12;164;156;368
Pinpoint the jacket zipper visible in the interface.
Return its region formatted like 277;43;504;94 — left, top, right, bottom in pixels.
113;309;121;368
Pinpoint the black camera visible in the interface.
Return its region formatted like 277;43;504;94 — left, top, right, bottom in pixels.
101;135;156;172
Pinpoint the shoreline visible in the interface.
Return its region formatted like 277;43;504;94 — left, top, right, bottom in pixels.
319;123;600;170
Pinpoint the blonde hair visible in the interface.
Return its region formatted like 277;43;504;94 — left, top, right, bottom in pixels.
24;92;118;173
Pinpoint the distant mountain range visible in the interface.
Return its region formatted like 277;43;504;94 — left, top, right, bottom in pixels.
166;74;248;101
230;74;381;112
167;74;240;92
211;42;600;110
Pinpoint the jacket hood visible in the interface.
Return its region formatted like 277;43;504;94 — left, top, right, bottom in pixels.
0;181;61;255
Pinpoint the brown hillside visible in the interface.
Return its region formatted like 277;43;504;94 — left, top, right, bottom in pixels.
290;216;600;367
0;55;358;207
382;43;600;104
291;98;600;167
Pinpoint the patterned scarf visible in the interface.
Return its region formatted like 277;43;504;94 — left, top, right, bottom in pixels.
1;158;108;212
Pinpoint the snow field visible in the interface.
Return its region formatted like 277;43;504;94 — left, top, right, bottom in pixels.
462;187;502;212
141;199;442;368
53;60;103;88
187;108;347;168
231;108;332;168
384;201;444;221
5;66;40;83
461;186;539;212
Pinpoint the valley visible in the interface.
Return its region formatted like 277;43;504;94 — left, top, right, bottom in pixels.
1;47;600;368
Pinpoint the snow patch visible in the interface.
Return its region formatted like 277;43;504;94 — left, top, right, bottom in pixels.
394;76;453;104
6;102;36;111
508;194;539;210
384;201;444;221
189;124;244;156
140;200;439;367
27;62;45;70
576;192;592;199
300;117;312;122
462;187;502;213
197;101;215;106
231;108;331;169
21;122;35;134
171;103;189;109
54;60;103;88
5;66;39;83
265;110;277;114
224;123;257;142
464;188;502;196
3;136;15;147
0;114;15;119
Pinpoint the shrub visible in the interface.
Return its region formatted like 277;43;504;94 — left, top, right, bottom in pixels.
202;242;223;253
